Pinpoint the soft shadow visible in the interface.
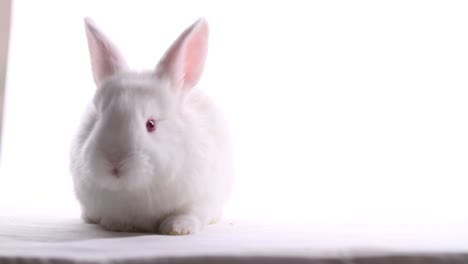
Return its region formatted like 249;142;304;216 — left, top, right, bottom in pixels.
0;217;160;242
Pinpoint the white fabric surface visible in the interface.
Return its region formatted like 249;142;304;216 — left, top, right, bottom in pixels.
1;214;467;264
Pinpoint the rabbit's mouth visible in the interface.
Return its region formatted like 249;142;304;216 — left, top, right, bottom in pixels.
98;168;149;191
107;164;129;179
111;167;120;177
85;152;155;190
109;160;124;177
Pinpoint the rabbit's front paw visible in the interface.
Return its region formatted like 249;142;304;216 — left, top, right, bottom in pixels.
159;214;201;235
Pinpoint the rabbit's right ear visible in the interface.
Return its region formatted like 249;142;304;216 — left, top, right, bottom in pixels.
84;18;127;87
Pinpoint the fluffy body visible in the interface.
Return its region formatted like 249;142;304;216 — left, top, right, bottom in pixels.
70;19;233;235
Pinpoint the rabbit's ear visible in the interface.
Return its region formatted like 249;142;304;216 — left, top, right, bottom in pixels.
155;18;209;95
84;18;127;87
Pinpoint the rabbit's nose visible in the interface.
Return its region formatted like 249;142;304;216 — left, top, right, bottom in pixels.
111;160;121;168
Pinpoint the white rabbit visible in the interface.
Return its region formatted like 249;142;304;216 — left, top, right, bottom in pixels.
70;18;233;235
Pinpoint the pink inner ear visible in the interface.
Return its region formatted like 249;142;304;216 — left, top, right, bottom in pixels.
87;31;114;84
182;21;209;91
85;18;126;87
156;19;209;94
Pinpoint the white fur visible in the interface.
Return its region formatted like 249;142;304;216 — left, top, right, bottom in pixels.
70;19;233;235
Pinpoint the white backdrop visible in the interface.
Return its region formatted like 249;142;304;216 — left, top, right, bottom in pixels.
1;0;468;240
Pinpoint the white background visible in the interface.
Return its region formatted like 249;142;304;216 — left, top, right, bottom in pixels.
1;0;468;240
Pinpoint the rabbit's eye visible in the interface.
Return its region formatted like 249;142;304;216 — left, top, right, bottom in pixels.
146;119;157;133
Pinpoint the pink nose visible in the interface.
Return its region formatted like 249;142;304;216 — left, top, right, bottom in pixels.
111;160;121;169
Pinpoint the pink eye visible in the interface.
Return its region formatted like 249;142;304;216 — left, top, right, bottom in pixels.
146;119;157;133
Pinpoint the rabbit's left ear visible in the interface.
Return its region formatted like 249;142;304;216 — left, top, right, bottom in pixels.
155;18;209;95
84;18;128;87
